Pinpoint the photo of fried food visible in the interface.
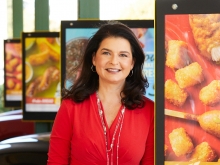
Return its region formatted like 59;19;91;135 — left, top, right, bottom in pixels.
189;14;220;63
26;66;60;97
169;127;194;157
189;142;217;162
166;40;191;70
199;80;220;106
28;38;60;66
165;79;188;107
165;14;220;163
175;62;204;88
197;110;220;138
5;43;22;92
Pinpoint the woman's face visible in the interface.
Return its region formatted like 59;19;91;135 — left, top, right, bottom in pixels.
92;37;134;85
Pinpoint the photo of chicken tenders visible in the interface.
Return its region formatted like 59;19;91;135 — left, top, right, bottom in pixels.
24;34;61;112
189;14;220;63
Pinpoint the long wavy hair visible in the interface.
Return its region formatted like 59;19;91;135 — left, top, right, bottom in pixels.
62;21;149;110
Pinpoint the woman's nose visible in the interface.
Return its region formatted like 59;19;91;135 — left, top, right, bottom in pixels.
109;55;118;65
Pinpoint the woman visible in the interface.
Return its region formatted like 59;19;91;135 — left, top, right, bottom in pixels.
47;21;154;165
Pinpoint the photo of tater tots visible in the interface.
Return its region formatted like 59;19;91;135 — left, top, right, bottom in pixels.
165;79;188;107
166;40;191;69
199;80;220;106
169;127;194;157
164;14;220;163
189;142;217;162
175;62;204;88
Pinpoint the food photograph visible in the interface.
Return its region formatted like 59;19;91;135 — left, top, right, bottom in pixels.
164;14;220;163
24;36;61;112
4;41;22;102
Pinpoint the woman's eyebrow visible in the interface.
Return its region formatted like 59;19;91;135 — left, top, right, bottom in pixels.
101;48;131;54
101;48;111;51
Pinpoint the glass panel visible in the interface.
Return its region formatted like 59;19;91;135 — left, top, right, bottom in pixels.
49;0;77;31
7;0;13;39
100;0;154;20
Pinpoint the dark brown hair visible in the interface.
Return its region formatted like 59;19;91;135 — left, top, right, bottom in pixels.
62;21;149;109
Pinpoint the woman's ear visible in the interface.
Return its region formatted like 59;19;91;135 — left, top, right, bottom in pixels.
131;58;135;70
92;52;96;66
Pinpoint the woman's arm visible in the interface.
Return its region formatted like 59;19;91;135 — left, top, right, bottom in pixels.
140;101;155;165
47;100;73;165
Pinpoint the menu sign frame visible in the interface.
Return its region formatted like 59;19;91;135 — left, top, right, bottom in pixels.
4;39;22;108
156;0;220;164
22;32;60;121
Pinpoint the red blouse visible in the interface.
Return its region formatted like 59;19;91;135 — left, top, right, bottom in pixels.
47;93;154;165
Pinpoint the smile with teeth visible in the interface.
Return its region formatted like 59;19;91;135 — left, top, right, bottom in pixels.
106;68;121;72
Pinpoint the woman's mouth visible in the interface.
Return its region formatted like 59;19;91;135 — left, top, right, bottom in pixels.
106;68;121;72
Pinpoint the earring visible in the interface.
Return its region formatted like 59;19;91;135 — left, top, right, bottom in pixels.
129;70;133;77
91;65;96;72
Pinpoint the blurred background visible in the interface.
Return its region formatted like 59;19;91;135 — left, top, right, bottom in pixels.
0;0;154;114
0;1;154;164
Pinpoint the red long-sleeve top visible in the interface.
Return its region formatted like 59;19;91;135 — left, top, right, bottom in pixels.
47;93;154;165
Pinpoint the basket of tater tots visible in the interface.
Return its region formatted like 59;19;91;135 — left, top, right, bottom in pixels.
164;14;220;163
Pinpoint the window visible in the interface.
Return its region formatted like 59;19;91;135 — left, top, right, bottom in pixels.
49;0;78;31
23;0;35;32
100;0;154;20
0;0;11;85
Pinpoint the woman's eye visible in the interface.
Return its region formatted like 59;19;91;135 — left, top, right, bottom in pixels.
120;54;128;57
103;51;110;55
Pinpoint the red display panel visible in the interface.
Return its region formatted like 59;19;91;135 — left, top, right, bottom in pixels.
4;39;22;108
156;0;220;164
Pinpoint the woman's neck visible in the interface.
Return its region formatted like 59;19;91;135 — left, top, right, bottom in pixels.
97;82;124;103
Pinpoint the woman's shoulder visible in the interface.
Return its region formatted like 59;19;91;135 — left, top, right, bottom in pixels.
61;98;76;106
141;96;154;113
143;96;154;106
61;94;94;107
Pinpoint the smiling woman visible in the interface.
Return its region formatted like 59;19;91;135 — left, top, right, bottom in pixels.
48;21;154;165
92;37;134;85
